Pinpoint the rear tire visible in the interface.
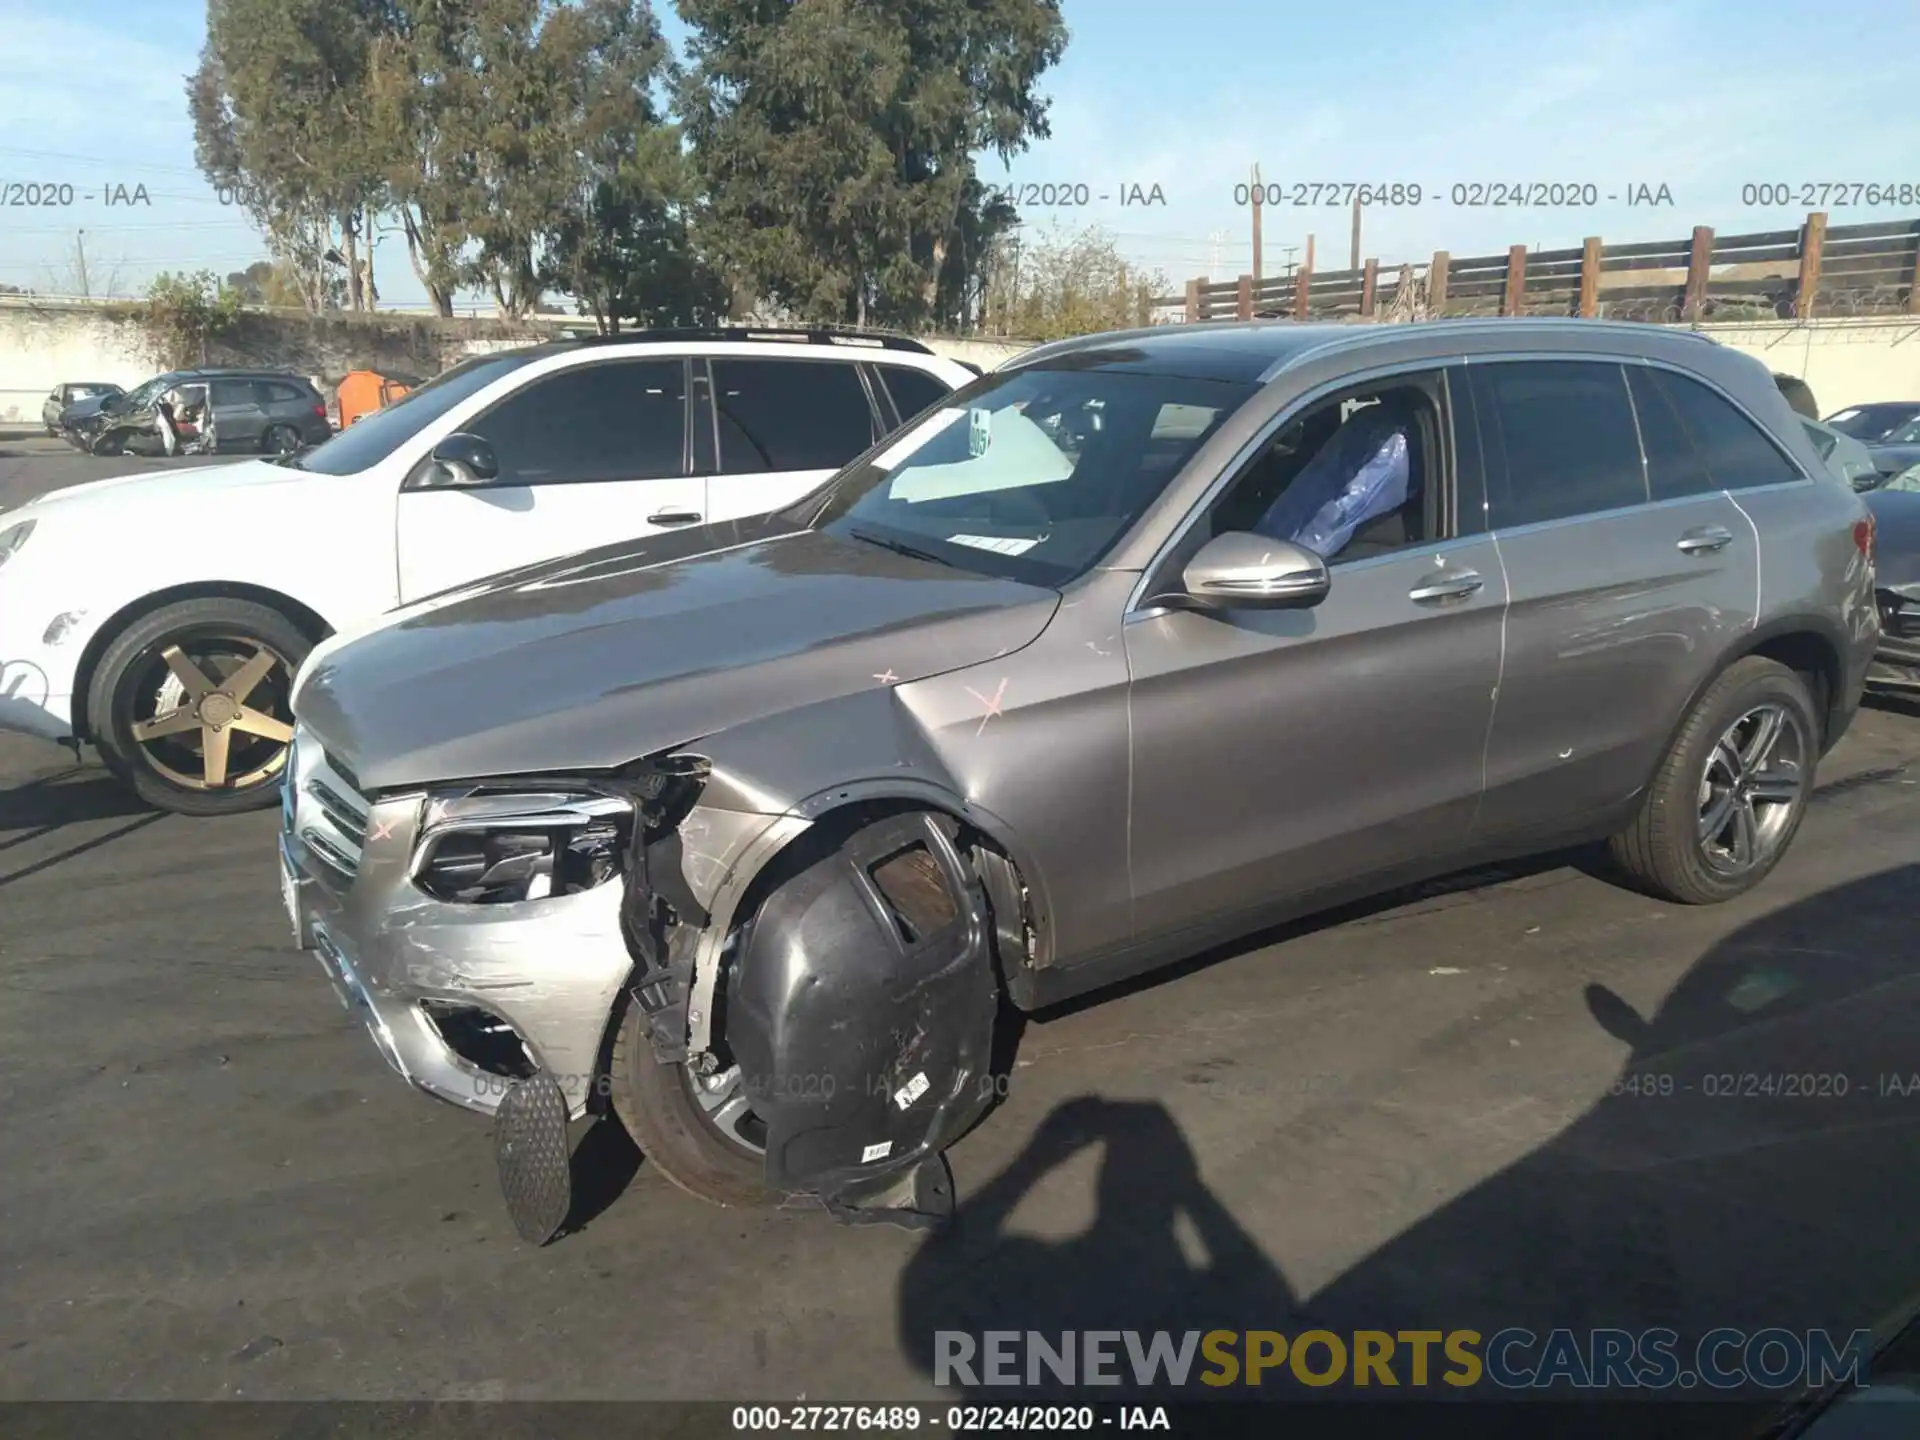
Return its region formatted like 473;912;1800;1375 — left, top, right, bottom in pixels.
88;596;311;817
261;424;300;455
1608;657;1819;905
609;929;769;1208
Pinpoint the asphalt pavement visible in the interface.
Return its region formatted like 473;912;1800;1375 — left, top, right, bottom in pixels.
0;433;248;513
2;441;1920;1413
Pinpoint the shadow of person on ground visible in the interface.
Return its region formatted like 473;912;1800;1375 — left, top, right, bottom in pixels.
897;864;1920;1431
897;1095;1300;1402
1301;862;1920;1371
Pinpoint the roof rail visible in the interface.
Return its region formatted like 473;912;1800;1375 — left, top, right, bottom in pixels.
561;326;935;355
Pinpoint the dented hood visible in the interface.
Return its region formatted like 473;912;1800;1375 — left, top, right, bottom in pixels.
292;516;1060;792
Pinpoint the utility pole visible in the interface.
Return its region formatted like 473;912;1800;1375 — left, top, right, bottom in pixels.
1250;164;1263;286
1350;197;1361;271
74;229;90;299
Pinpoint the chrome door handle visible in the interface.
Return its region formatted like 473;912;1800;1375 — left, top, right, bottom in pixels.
1409;569;1484;604
648;509;703;526
1678;525;1733;554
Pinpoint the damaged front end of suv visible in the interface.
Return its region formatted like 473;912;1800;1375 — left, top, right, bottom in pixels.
281;729;1008;1244
273;498;1076;1243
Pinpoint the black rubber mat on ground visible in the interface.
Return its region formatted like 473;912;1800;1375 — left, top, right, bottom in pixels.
495;1072;572;1245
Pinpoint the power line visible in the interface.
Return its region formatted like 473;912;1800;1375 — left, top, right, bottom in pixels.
0;221;262;239
0;143;208;178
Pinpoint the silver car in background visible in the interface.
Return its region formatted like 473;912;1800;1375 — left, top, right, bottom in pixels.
279;317;1879;1240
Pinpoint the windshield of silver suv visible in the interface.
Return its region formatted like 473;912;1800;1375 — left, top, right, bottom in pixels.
810;365;1257;586
288;352;541;475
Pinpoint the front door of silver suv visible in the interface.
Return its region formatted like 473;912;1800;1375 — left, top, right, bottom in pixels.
1123;363;1506;943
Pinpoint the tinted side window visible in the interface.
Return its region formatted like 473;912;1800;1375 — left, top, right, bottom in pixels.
468;359;685;484
712;359;876;473
256;381;304;404
1799;419;1838;463
210;380;256;406
1649;370;1800;492
1627;366;1712;500
876;364;953;423
1473;361;1646;527
1210;378;1440;563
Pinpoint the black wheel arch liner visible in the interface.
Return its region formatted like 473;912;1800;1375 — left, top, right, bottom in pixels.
608;752;1059;1207
786;776;1058;984
726;806;1002;1205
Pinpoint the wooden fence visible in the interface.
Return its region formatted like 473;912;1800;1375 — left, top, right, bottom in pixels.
1157;213;1920;325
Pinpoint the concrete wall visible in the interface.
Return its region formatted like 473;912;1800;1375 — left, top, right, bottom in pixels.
6;298;1911;427
922;336;1033;371
0;302;163;423
1694;316;1920;415
0;298;556;425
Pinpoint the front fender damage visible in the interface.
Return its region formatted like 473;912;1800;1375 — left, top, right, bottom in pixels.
729;809;999;1228
618;758;1000;1230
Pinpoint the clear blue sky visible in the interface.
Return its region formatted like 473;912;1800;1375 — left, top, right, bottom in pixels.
2;0;1915;307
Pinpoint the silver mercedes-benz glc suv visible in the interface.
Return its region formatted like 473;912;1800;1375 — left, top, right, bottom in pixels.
278;317;1880;1239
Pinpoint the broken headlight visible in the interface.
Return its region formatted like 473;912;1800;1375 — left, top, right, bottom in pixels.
410;791;633;905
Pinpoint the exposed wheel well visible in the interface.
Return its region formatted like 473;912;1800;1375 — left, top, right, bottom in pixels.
595;795;1034;1088
1742;629;1838;747
69;583;334;742
767;798;1038;977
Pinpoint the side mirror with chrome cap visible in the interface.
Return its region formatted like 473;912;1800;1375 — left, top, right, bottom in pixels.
1157;531;1331;612
424;432;500;488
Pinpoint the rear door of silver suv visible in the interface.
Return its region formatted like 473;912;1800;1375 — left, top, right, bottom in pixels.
1466;357;1765;841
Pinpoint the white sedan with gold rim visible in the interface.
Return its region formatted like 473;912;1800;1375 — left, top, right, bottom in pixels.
0;331;974;814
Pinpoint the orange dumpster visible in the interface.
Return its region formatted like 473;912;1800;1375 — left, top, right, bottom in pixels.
337;369;420;427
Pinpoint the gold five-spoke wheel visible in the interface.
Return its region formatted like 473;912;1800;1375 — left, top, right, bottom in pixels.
89;597;315;816
129;643;298;789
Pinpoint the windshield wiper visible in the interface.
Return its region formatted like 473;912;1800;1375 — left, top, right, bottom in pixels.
847;527;960;569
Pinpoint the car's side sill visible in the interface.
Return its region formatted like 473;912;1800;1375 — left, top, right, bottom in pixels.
1009;817;1625;1014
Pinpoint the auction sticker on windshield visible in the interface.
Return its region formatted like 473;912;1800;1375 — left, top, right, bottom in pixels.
947;534;1040;555
969;407;993;456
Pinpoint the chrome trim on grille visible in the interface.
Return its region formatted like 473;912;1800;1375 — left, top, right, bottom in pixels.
301;825;360;879
308;778;370;847
285;725;373;882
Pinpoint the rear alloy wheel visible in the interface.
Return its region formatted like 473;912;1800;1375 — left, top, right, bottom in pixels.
1608;656;1818;904
1695;702;1808;878
88;598;311;816
262;424;301;456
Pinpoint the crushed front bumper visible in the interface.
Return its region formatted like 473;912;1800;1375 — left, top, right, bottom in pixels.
277;741;635;1120
1867;591;1920;697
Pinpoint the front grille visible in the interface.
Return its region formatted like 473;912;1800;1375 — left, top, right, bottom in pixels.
308;778;369;848
287;729;373;883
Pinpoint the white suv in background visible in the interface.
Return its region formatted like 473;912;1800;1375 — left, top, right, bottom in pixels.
0;330;975;814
